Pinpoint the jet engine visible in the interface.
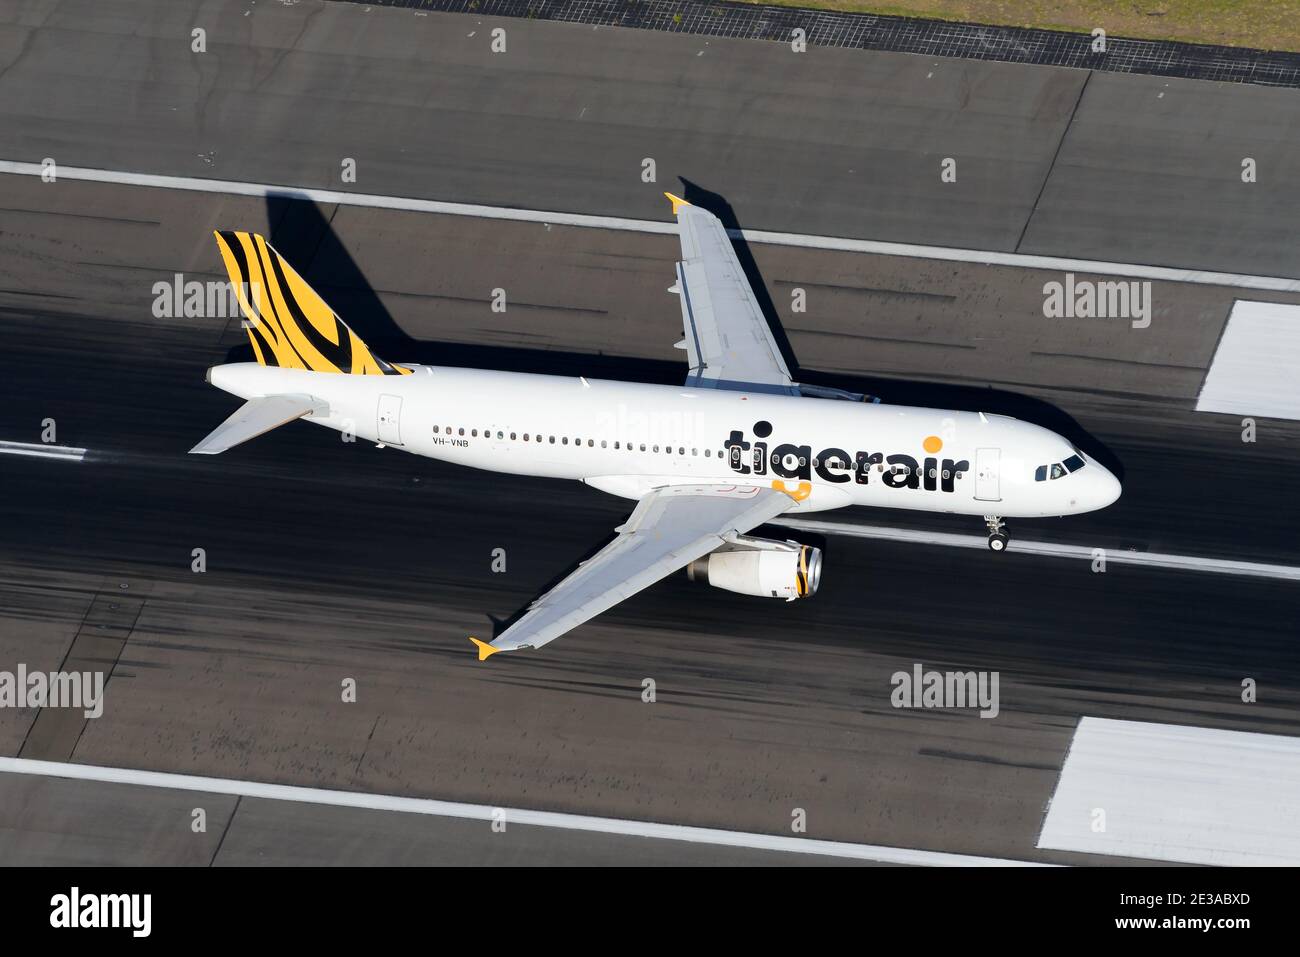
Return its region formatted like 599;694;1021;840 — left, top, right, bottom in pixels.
686;536;822;600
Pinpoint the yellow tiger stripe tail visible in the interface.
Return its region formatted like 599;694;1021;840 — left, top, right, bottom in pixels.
212;230;410;376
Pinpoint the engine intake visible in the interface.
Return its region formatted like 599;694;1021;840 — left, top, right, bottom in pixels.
686;537;822;600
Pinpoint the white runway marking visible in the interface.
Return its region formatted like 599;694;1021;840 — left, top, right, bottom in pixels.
3;160;1298;292
776;518;1300;582
0;757;1051;866
1038;717;1300;866
1196;300;1300;419
0;440;86;462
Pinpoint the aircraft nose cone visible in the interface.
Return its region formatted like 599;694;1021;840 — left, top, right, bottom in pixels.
1095;467;1122;509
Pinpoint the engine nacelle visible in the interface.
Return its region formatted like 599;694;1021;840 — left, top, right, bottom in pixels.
686;537;822;600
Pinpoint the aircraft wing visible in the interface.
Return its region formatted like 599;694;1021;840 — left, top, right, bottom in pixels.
471;484;795;659
666;194;798;396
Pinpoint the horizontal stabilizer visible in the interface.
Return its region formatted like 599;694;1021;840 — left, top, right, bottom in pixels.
189;394;324;455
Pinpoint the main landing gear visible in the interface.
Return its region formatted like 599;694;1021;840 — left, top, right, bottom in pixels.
984;515;1010;553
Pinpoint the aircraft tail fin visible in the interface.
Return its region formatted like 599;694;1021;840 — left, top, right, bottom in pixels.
212;230;409;376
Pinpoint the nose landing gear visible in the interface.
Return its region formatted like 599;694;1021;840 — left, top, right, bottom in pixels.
984;515;1010;553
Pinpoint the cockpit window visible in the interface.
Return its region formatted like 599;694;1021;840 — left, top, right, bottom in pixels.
1036;453;1087;481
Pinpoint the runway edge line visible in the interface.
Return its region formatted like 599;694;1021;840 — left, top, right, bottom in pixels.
0;757;1053;866
3;160;1297;292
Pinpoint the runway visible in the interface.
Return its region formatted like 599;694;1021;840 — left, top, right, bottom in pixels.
1;0;1298;276
2;168;1299;865
1;0;1299;867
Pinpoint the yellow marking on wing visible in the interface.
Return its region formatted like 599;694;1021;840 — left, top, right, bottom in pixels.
469;637;502;661
664;192;691;215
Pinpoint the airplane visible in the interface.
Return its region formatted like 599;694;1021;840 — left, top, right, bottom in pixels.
192;193;1121;660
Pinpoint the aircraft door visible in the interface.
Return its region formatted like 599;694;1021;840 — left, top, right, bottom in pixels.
377;394;403;445
974;447;1001;501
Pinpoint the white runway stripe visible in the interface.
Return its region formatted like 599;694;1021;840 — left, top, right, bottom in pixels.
2;160;1297;292
0;757;1050;866
1196;300;1300;420
0;440;86;462
1038;717;1300;866
776;518;1300;582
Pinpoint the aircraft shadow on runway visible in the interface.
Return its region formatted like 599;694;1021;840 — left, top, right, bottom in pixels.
242;191;1122;481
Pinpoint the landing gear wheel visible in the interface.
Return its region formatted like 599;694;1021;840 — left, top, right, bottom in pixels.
983;515;1009;553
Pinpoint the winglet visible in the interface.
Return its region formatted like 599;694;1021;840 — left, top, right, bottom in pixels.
664;192;691;215
469;636;502;661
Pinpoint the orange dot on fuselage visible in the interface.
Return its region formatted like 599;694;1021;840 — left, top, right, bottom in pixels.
923;435;943;454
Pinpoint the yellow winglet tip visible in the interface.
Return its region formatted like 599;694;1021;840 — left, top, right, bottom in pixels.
469;637;502;661
664;192;691;214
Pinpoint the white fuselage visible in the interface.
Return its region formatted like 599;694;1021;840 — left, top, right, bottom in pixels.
208;363;1121;519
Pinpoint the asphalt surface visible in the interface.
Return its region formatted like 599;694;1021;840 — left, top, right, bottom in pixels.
1;0;1299;277
0;775;876;866
1;172;1299;865
3;0;1300;867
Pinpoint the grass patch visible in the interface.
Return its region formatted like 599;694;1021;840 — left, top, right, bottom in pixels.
744;1;1300;53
